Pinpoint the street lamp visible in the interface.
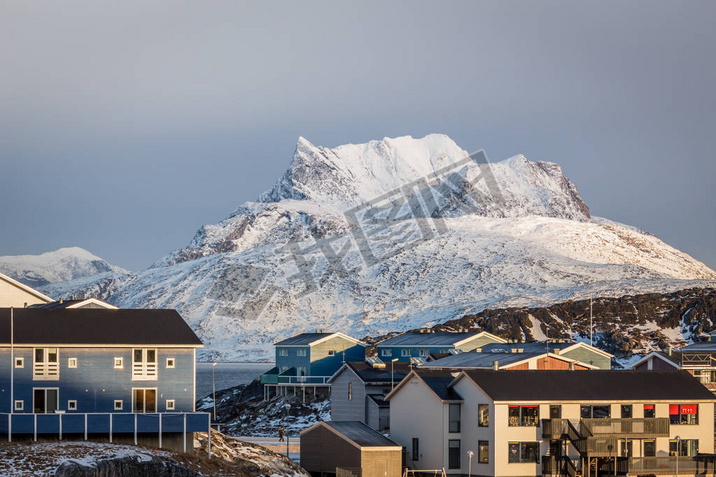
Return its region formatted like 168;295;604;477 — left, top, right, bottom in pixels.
467;450;474;477
675;435;681;477
391;358;399;389
212;362;217;422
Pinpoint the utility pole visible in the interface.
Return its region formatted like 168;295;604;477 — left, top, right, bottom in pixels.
590;296;593;346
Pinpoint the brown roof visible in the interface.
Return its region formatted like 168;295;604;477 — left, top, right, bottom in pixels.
0;308;202;346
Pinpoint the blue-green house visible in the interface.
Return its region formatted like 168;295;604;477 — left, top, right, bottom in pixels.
375;330;506;362
260;332;365;398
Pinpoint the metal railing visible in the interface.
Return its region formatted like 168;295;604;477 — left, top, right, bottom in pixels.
276;375;332;385
337;467;362;477
627;456;702;474
542;455;578;477
581;418;670;437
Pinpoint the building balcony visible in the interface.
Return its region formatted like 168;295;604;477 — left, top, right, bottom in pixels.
0;411;210;438
260;367;331;385
581;418;670;438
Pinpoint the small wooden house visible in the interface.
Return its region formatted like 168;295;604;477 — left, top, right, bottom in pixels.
301;421;402;477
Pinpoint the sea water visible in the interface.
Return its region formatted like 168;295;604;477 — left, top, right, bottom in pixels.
195;362;274;400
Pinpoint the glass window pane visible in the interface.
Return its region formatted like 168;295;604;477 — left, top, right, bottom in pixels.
147;349;156;362
134;350;142;363
35;349;44;363
146;389;156;412
508;443;520;463
593;405;610;418
550;405;561;419
479;404;489;427
48;349;58;362
621;405;632;418
478;441;489;463
581;405;591;419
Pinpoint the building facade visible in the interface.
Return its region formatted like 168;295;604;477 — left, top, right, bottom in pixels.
376;331;506;363
0;307;208;451
388;369;715;477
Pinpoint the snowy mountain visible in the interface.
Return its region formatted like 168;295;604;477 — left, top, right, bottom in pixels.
0;247;130;290
22;135;716;360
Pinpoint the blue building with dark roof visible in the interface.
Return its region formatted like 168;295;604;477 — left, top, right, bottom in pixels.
375;330;506;362
260;332;365;399
0;307;209;452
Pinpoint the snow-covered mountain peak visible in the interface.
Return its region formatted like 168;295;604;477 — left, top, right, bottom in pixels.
0;247;130;289
259;134;590;221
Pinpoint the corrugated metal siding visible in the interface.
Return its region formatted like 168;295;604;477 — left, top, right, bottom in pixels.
455;334;503;352
562;348;611;369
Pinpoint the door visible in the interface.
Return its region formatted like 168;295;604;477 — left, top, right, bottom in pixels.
133;388;157;413
34;388;58;413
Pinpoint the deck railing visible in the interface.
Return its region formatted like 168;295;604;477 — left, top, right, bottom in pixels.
581;418;670;437
132;362;158;380
0;412;211;453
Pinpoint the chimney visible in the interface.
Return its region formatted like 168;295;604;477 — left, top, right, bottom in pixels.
554;348;560;355
668;346;672;356
492;360;499;370
569;362;575;370
59;298;63;304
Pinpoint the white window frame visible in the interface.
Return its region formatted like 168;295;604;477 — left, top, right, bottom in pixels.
14;357;24;368
166;358;176;369
114;357;124;369
68;357;78;368
328;349;336;356
297;348;307;357
380;349;392;357
67;400;77;411
14;400;23;411
278;348;288;357
33;387;60;414
166;399;176;411
33;348;59;381
132;348;158;381
132;388;158;413
401;349;411;357
419;349;429;358
114;400;123;410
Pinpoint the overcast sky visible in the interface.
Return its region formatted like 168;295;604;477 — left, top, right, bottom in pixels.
1;1;714;271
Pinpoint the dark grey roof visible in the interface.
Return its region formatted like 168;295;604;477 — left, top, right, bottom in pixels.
30;300;86;309
425;351;545;369
322;421;399;447
275;332;339;346
0;308;202;346
415;369;463;401
480;341;575;353
653;351;682;365
461;370;715;401
346;361;412;383
679;341;716;352
377;331;482;347
366;394;389;407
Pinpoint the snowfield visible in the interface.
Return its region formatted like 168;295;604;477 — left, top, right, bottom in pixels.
13;134;715;360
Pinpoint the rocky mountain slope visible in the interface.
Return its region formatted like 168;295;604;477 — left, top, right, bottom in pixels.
15;134;716;360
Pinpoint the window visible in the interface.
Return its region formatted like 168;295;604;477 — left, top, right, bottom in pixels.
14;357;23;368
114;400;123;410
508;405;539;426
67;400;77;411
297;348;307;357
68;358;77;368
581;404;610;418
33;348;59;380
381;349;392;357
478;404;489;427
644;404;655;418
621;404;633;419
114;357;123;369
166;399;175;410
328;349;336;356
412;438;419;461
33;388;58;413
419;349;429;358
549;405;562;419
278;348;288;357
669;404;698;425
449;403;461;433
478;441;489;464
14;400;23;411
166;358;175;368
401;349;410;357
132;389;156;413
670;439;699;457
644;440;656;457
621;439;633;457
692;370;716;384
508;442;540;463
448;440;461;469
297;366;307;377
348;382;352;401
132;349;157;380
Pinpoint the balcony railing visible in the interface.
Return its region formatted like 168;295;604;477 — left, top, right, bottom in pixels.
276;375;332;385
33;362;59;380
132;362;158;380
542;455;577;477
581;418;670;438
